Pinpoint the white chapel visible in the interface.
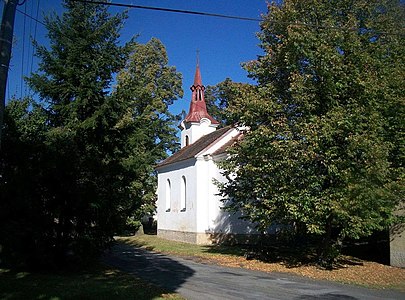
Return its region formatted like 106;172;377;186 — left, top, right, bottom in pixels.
155;63;405;268
155;63;259;244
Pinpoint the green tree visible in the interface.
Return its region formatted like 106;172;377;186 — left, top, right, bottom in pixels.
1;0;136;268
218;0;404;266
0;98;51;267
205;78;258;127
1;2;182;269
112;38;183;223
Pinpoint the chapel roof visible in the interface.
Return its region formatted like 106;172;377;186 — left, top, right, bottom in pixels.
156;126;233;168
212;132;244;156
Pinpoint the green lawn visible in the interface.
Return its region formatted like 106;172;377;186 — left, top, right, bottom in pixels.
0;265;183;300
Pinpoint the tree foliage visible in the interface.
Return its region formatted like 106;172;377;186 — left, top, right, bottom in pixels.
0;0;181;268
112;38;183;219
218;0;404;264
205;78;259;127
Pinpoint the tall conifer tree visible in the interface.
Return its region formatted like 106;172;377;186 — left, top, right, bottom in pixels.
1;0;182;268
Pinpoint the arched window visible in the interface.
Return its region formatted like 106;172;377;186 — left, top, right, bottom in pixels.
165;179;171;212
180;176;186;212
185;135;190;146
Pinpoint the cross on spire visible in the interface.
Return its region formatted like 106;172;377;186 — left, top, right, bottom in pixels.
196;49;200;66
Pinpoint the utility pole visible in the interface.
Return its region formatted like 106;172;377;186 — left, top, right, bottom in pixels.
0;0;18;149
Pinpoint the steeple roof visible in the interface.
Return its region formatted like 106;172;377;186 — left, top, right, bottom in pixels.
183;63;219;125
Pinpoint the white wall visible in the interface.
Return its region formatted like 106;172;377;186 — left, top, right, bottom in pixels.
180;118;217;148
195;157;210;233
157;159;198;233
205;157;259;235
157;126;259;240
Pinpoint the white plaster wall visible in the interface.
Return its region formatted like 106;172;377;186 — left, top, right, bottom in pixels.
157;159;198;233
192;127;258;236
191;153;259;235
207;158;259;235
195;157;210;233
157;125;258;240
390;203;405;267
180;119;217;148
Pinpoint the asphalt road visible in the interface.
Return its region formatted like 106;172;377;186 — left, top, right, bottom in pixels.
102;242;405;300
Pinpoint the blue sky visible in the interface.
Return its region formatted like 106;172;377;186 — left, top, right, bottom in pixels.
6;0;268;116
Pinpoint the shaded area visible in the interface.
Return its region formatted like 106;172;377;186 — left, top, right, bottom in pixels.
0;264;178;300
205;208;337;268
206;232;390;269
208;200;271;246
142;217;158;235
342;230;390;265
205;207;390;268
102;241;194;293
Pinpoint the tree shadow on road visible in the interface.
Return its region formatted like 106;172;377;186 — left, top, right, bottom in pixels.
102;241;195;294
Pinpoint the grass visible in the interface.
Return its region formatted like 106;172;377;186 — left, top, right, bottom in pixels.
118;234;244;258
0;264;184;300
118;234;405;291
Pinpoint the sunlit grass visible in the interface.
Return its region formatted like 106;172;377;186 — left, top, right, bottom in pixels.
117;234;245;258
0;265;184;300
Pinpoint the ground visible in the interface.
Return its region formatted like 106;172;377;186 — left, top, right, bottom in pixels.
118;234;405;291
104;239;405;300
2;234;403;299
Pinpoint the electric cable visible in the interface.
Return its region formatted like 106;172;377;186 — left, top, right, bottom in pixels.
16;7;46;27
71;0;261;22
20;0;27;97
29;0;40;96
17;1;404;37
25;0;35;96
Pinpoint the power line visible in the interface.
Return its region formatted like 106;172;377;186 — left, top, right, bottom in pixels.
20;0;27;97
17;1;404;37
71;0;262;22
16;7;46;27
29;0;41;96
25;0;35;96
71;0;404;36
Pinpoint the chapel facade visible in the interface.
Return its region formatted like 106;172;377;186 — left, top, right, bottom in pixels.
155;63;260;244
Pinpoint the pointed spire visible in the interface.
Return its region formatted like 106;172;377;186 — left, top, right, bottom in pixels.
184;59;219;125
193;64;202;88
194;49;202;86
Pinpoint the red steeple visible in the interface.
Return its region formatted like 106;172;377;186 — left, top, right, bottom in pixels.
183;63;219;125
